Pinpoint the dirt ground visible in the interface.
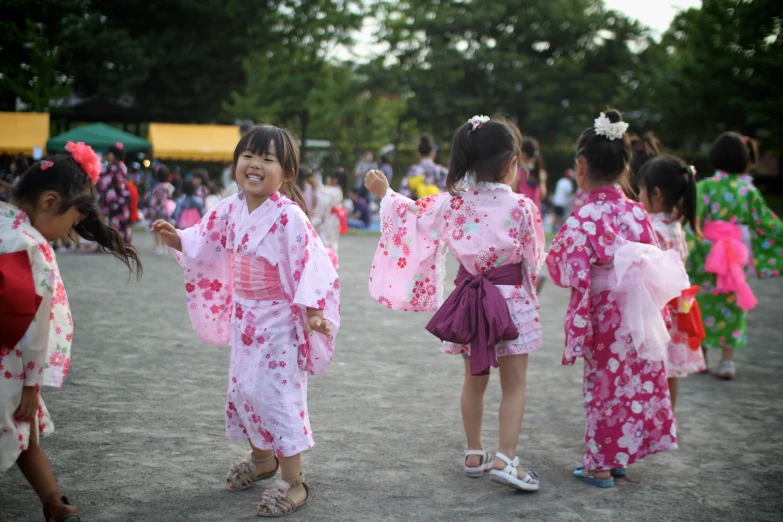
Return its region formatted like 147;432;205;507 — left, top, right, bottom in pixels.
2;231;782;521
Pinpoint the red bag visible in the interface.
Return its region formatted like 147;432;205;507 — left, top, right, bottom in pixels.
331;206;348;235
125;181;140;223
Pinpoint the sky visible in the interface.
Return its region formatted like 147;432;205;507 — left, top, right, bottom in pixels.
337;0;703;62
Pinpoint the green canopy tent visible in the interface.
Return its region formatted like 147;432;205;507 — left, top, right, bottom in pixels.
46;123;150;154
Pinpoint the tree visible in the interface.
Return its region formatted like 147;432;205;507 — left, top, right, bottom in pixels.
621;0;783;151
373;0;646;146
223;0;364;157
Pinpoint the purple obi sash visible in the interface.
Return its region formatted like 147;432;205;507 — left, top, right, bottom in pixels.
426;263;522;376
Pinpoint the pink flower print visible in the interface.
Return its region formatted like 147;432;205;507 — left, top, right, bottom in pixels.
210;279;222;292
510;207;523;222
397;257;407;268
463;201;476;216
382;216;394;233
37;243;54;264
450;196;464;210
378;296;392;308
198;278;211;289
279;361;286;368
269;360;278;370
281;213;289;226
235;304;244;320
241;333;253;346
210;231;220;242
270;223;278;234
66;333;73;342
186;283;196;293
49;351;66;367
270;192;280;201
202;290;214;301
293;270;301;282
210;304;220;314
618;419;645;455
317;298;326;309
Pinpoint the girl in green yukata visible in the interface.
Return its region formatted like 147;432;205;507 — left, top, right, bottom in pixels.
686;132;783;379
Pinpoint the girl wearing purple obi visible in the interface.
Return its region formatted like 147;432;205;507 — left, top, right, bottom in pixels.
365;115;545;492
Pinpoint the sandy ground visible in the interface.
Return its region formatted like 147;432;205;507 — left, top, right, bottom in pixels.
2;231;783;521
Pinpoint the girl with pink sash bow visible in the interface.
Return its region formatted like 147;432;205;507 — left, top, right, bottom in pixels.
547;110;687;488
685;132;783;380
638;156;707;410
366;116;545;492
153;126;339;518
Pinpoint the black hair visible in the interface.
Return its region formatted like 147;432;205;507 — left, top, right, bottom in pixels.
108;143;126;163
182;180;196;196
629;132;661;175
192;168;209;184
447;116;522;195
418;135;434;156
575;109;632;187
13;156;142;277
638;155;701;240
233;125;309;215
709;132;749;174
11;156;29;176
156;164;170;183
521;137;544;180
349;187;361;196
744;136;759;168
380;154;391;165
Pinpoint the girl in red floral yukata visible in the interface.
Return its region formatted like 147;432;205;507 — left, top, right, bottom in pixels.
546;110;690;488
365;116;545;492
152;125;339;518
0;143;141;521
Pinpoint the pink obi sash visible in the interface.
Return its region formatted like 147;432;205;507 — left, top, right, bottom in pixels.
591;243;689;361
232;255;287;301
703;221;757;311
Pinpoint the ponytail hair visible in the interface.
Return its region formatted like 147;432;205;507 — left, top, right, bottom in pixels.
446;116;522;195
637;155;701;240
14;156;142;277
280;178;310;217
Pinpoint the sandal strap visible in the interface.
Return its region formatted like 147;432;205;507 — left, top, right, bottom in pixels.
464;449;487;457
283;474;307;488
494;452;520;472
254;452;277;464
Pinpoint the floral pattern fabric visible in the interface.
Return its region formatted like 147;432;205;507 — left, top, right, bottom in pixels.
369;179;546;357
0;202;73;472
650;212;706;377
546;186;677;472
96;161;133;243
686;171;783;350
175;192;340;457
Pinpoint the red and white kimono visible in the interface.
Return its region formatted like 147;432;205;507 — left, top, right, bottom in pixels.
0;202;73;472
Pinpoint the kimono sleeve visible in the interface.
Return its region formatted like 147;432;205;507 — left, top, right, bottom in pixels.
369;190;447;311
280;205;340;376
747;187;783;278
517;197;546;293
545;217;596;365
176;198;235;345
18;245;54;387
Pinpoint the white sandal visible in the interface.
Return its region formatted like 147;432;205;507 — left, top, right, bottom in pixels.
226;451;279;491
464;449;494;478
488;452;540;491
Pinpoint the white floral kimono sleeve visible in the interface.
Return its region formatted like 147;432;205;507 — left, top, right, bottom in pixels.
278;205;340;376
176;198;235;345
369;191;447;311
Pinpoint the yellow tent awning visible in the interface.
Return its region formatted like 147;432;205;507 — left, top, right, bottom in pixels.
0;112;50;156
148;123;240;162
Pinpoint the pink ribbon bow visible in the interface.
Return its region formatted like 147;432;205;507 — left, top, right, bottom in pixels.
703;221;757;311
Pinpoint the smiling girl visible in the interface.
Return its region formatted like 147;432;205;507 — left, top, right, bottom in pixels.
152;125;340;517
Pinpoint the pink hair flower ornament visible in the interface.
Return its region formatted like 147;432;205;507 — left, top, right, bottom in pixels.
64;141;101;185
40;160;54;171
468;115;490;132
114;141;124;150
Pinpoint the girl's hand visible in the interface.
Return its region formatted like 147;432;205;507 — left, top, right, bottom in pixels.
151;220;183;251
14;386;38;423
305;311;333;343
364;169;389;200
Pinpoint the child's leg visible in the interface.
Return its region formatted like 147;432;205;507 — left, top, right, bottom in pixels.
668;377;679;411
493;353;529;472
278;453;307;504
461;358;490;467
16;426;60;502
248;440;281;475
721;346;733;362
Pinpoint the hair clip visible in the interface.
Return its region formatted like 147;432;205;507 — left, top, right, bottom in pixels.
468;115;490;132
594;112;629;140
40;160;54;171
65;141;100;184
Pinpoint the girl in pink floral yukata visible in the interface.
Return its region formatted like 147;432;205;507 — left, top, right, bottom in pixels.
365;116;545;492
546;110;690;488
152;125;339;518
1;144;141;521
638;156;707;409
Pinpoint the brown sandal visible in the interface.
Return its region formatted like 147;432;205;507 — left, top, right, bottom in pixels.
227;451;280;491
256;474;309;517
43;493;81;522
